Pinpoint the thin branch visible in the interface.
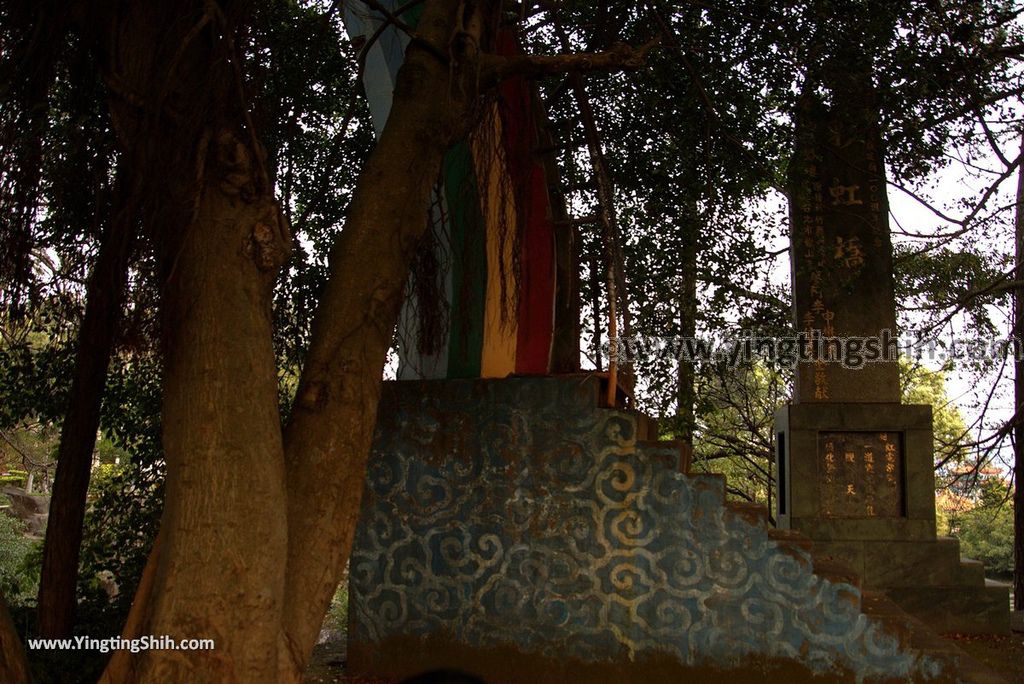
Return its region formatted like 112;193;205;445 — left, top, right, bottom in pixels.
355;0;430;68
888;147;1023;247
0;427;53;470
480;39;658;86
975;106;1012;169
647;0;787;196
356;0;448;65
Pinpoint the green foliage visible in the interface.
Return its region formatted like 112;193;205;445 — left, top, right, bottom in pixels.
541;1;793;408
0;339;75;429
0;23;116;321
17;354;166;684
935;501;953;538
0;471;27;486
0;496;41;605
76;354;164;622
326;577;349;635
895;245;1009;350
93;435;129;467
689;361;790;505
900;360;970;475
0;335;71;489
248;0;375;371
953;479;1015;577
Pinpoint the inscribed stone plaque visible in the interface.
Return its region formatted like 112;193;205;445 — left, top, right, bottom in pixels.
788;69;900;403
817;431;903;518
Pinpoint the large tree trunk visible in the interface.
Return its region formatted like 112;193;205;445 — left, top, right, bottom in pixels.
675;208;699;445
37;165;134;638
125;136;291;682
1014;131;1024;612
0;595;31;684
277;1;471;675
93;2;292;680
145;163;288;682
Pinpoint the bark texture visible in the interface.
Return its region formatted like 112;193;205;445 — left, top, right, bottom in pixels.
137;150;289;681
96;2;292;681
37;166;135;638
279;1;475;675
1014;131;1024;612
0;595;31;684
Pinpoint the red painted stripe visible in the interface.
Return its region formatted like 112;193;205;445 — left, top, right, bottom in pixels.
516;164;556;374
497;30;556;374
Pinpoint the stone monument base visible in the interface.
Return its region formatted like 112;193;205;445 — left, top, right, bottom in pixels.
775;403;1010;635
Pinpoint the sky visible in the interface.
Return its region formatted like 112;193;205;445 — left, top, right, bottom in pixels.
887;131;1020;472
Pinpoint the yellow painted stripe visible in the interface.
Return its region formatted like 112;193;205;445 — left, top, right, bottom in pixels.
472;104;518;379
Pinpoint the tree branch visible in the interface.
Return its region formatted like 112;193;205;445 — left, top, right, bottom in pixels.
480;39;658;86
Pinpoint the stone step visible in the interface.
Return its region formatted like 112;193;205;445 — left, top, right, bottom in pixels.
958;558;986;585
811;538;966;588
811;556;861;591
946;656;1011;684
860;591;915;649
686;472;726;501
887;584;1011;635
896;608;1013;684
636;440;684;470
859;592;1014;682
767;528;815;554
723;500;769;527
634;439;691;473
945;538;992;586
876;538;963;587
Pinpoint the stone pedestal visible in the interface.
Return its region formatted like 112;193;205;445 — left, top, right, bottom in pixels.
775;403;1010;634
775;404;935;538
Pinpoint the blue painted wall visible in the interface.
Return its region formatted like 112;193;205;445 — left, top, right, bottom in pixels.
349;377;940;681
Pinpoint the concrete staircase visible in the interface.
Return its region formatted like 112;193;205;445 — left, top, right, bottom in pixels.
811;535;1011;635
676;475;1009;682
349;375;1010;683
613;378;1009;681
774;400;1012;638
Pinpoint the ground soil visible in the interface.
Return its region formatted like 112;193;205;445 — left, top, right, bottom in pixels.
943;632;1024;684
304;626;1024;684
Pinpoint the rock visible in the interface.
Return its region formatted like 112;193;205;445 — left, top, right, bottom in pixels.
96;570;120;600
316;628;343;646
2;485;49;515
1;485;49;536
1012;610;1024;634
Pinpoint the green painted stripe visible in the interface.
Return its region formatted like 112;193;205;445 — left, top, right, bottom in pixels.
444;142;486;378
